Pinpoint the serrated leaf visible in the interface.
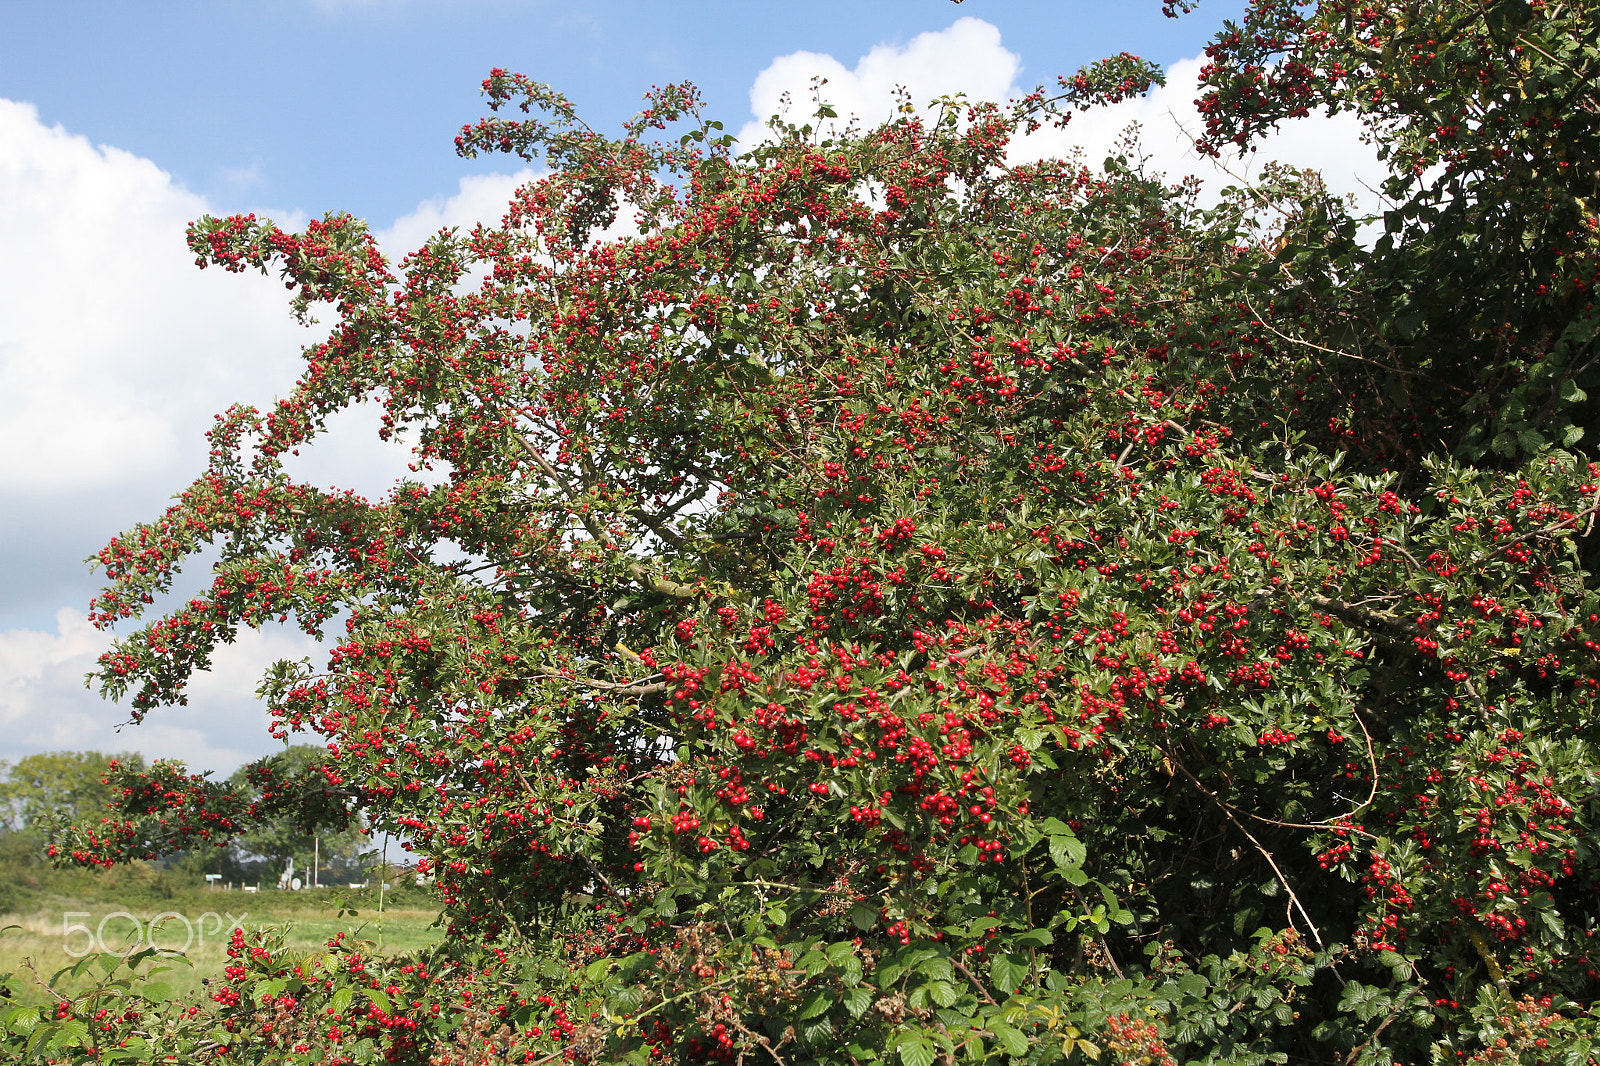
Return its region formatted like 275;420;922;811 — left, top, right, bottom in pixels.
843;986;874;1018
1047;833;1085;873
610;986;645;1016
48;1019;90;1050
899;1034;937;1066
842;956;864;986
801;1017;835;1044
991;1024;1029;1057
5;1004;41;1034
989;953;1028;994
799;990;831;1020
965;917;1000;938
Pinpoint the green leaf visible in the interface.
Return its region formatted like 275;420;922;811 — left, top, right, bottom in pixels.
989;953;1028;995
850;903;878;931
991;1025;1029;1057
48;1019;91;1050
799;990;832;1020
899;1034;937;1066
4;1005;41;1034
610;985;645;1017
964;916;1000;938
842;987;874;1018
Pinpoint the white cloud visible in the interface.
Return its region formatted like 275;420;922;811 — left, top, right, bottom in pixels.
738;17;1020;149
217;163;266;193
739;20;1386;217
376;168;540;258
1009;56;1387;215
0;99;310;495
0;99;534;772
0;608;316;773
0;103;534;504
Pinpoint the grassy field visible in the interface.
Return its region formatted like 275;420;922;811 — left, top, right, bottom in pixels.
1;885;444;1006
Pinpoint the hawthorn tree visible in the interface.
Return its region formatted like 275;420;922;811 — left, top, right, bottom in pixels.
12;2;1600;1063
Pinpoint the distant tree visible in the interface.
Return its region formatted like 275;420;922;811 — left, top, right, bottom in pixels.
46;745;361;878
0;751;144;836
228;744;367;882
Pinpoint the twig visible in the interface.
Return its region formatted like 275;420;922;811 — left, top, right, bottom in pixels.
951;957;999;1006
521;672;668;695
1348;707;1381;815
1161;750;1327;946
1305;596;1428;640
1241;296;1421;377
1163;729;1380;838
22;957;70;1004
1343;1009;1403;1066
513;432;703;600
1467;495;1600;569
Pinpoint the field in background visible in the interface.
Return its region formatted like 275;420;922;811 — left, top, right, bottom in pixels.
0;852;444;1006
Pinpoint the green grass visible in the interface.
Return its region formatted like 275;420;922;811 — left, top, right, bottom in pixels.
1;884;444;1006
0;835;447;1005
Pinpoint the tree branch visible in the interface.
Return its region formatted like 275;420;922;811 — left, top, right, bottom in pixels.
513;433;704;599
1160;747;1328;946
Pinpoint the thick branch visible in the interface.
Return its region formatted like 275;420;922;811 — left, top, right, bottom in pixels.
513;433;702;599
521;671;668;696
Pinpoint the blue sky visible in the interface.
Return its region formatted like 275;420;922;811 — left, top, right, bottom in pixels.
1;1;1244;227
0;0;1385;772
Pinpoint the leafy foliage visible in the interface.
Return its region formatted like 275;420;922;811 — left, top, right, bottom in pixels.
49;747;359;878
225;745;367;878
14;3;1600;1062
0;752;145;836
